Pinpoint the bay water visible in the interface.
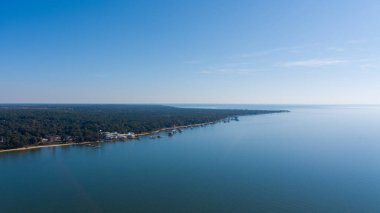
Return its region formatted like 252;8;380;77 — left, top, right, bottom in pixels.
1;105;380;212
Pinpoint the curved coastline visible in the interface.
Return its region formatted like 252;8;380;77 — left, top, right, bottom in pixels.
0;120;220;153
0;109;289;154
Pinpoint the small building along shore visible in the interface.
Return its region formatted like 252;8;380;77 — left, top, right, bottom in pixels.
103;131;136;141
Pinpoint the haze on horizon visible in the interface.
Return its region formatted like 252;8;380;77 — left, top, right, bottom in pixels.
1;0;380;105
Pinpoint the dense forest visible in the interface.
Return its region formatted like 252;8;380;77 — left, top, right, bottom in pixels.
0;104;287;149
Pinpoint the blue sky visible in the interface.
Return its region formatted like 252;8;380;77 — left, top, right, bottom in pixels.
1;0;380;104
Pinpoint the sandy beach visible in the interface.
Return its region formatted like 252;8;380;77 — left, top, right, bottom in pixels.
0;143;75;153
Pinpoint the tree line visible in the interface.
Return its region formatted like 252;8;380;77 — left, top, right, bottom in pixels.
0;104;286;149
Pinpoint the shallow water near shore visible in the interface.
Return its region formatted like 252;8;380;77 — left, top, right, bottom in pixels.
1;105;380;212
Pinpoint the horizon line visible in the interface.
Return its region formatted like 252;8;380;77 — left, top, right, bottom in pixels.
0;103;380;106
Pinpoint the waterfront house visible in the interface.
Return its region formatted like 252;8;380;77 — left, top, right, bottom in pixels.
127;132;136;139
104;132;118;140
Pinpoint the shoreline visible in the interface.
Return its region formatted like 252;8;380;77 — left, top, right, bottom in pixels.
0;111;289;154
0;121;218;154
0;143;76;153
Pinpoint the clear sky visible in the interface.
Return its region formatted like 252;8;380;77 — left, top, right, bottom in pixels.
1;0;380;104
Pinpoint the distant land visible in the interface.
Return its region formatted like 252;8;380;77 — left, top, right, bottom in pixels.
0;104;288;151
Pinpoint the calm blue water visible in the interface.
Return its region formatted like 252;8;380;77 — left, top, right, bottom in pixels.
1;105;380;212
